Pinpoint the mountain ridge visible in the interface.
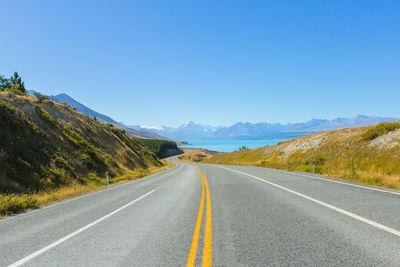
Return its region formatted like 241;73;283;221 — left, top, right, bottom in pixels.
139;115;399;141
43;92;166;139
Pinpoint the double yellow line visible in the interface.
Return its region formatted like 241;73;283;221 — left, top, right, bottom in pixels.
187;166;212;267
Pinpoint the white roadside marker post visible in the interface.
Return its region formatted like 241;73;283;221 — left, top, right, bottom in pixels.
312;161;315;174
106;171;109;185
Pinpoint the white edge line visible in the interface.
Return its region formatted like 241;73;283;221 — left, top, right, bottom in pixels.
7;190;156;267
224;164;400;196
271;168;400;196
0;163;179;223
221;167;400;238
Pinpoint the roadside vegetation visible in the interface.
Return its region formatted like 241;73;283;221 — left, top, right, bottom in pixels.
33;159;174;206
0;194;38;216
0;160;174;217
138;138;183;158
0;72;174;217
202;124;400;190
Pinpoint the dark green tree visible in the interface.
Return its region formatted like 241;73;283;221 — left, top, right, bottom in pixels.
0;75;11;91
0;72;27;94
10;72;26;92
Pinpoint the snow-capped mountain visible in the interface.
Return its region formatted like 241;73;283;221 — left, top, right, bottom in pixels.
137;121;220;141
139;115;399;141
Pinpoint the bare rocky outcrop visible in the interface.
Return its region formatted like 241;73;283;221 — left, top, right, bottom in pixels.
369;129;400;149
282;137;322;155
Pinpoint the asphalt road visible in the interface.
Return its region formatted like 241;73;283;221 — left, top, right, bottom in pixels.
1;159;400;266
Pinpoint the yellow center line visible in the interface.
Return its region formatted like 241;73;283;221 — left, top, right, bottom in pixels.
186;167;205;267
202;170;212;267
186;166;213;267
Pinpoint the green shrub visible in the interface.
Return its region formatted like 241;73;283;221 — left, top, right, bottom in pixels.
55;156;69;169
362;121;400;141
0;194;38;216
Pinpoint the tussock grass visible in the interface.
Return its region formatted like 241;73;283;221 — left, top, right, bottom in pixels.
204;126;400;190
34;184;95;207
35;160;174;207
1;161;174;217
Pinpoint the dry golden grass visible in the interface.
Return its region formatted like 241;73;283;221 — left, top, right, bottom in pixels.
204;126;400;190
35;160;175;207
1;161;175;217
34;184;95;206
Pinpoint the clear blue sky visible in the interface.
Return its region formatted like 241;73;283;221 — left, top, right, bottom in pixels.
1;0;399;127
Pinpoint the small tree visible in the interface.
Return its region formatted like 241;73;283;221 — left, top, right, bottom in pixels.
1;72;27;95
9;72;26;93
0;75;11;91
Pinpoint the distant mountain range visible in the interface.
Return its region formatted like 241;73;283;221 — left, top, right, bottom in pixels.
137;115;399;141
27;90;399;142
28;90;164;139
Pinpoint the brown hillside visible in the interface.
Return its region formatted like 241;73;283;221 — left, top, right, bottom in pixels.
205;124;400;189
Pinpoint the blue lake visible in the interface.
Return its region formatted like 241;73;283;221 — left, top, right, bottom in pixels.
180;139;287;153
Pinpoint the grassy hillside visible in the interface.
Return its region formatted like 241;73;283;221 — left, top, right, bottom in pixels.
138;138;183;158
204;122;400;190
0;91;163;196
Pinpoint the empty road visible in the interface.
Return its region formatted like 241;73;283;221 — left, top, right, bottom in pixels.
1;159;400;266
